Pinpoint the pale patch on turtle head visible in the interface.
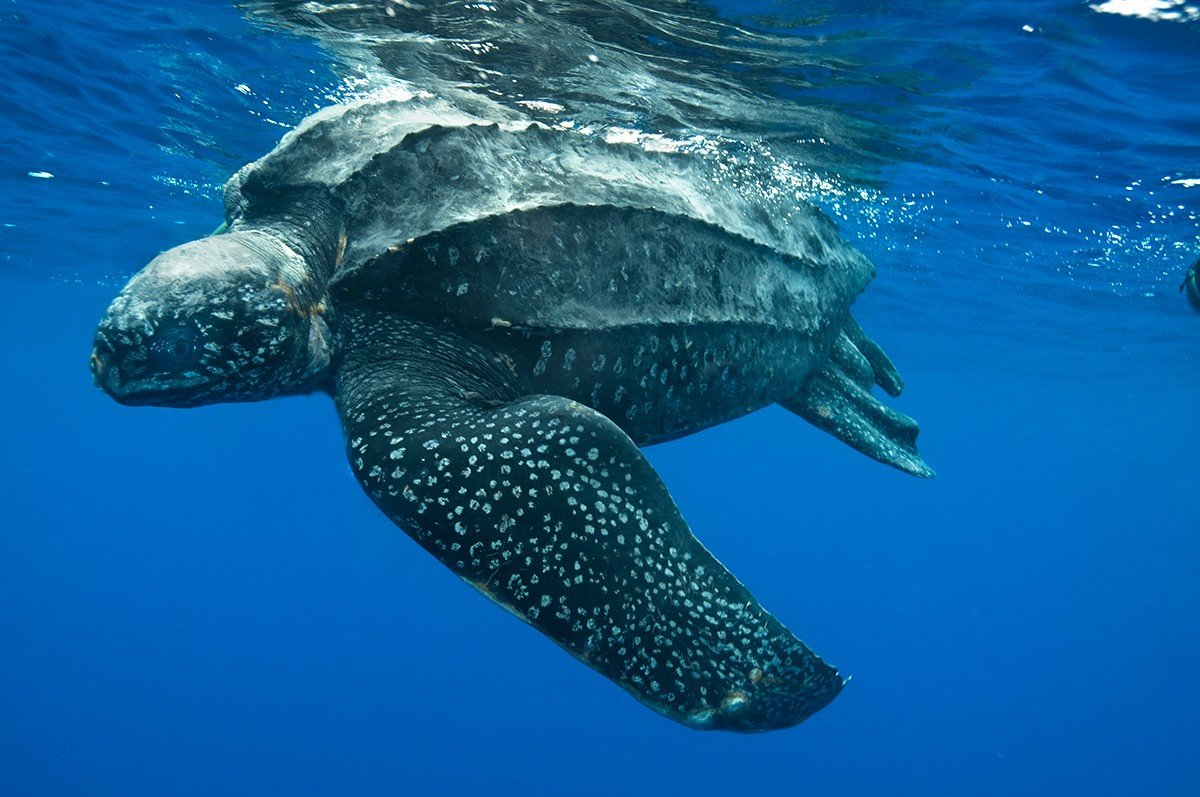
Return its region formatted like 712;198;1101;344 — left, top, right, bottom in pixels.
92;231;331;407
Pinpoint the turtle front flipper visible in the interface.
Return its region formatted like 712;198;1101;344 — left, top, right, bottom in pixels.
334;313;843;732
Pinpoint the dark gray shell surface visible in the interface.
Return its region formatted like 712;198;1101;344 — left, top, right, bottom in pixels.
335;202;859;444
224;95;873;299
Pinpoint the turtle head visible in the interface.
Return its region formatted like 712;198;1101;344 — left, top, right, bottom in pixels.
91;231;332;407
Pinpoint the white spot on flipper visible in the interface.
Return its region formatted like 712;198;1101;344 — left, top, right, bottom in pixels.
721;690;748;714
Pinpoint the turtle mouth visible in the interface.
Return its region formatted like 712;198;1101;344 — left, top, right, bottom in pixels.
91;347;216;407
106;377;214;406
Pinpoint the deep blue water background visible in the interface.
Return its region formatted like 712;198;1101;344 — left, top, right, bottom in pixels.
2;0;1198;794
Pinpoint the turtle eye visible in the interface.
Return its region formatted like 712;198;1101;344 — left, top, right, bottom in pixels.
148;324;201;371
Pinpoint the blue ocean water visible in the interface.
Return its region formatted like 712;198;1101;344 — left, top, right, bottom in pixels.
1;0;1198;793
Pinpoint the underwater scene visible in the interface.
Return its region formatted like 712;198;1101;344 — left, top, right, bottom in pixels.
1;0;1198;793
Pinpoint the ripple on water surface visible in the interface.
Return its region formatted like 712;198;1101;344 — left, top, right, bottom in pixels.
1;0;1196;364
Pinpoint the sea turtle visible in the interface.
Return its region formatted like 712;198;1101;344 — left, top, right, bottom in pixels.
1182;257;1200;312
91;94;932;732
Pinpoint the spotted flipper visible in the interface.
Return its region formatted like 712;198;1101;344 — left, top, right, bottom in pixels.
334;313;844;731
781;322;933;478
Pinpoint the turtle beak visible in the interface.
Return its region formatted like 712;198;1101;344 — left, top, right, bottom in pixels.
90;326;148;405
89;349;105;384
90;340;117;393
90;339;138;404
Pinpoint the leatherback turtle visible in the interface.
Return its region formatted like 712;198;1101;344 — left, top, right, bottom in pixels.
1182;257;1200;312
91;94;932;732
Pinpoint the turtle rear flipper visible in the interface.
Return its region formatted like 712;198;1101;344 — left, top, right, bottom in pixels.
334;312;844;731
840;316;904;397
781;322;933;478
